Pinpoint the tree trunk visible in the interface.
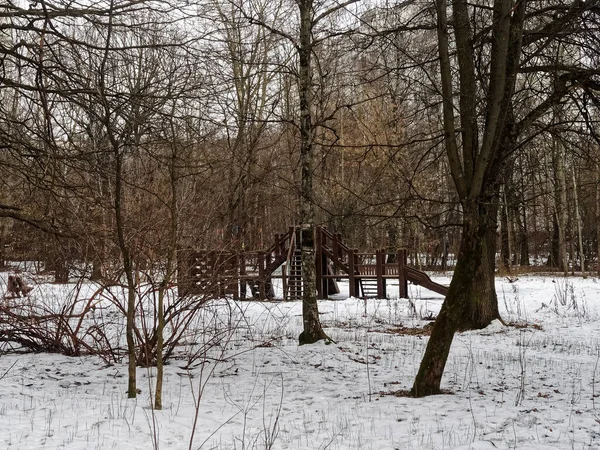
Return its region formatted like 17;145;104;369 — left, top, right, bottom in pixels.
298;226;327;345
154;285;165;409
155;120;180;410
500;187;511;271
518;164;530;266
386;225;398;264
553;141;568;273
297;0;327;345
115;151;138;398
519;218;530;266
91;257;103;281
412;195;502;396
412;202;494;396
459;196;501;330
0;238;4;269
548;216;560;268
572;165;585;275
596;163;600;277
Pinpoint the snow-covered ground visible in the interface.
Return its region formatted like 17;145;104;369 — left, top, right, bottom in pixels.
1;273;600;449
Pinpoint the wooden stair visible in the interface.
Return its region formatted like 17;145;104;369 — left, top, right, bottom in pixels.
360;278;379;298
286;249;303;300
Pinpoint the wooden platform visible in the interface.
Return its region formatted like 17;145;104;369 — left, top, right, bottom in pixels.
178;227;449;300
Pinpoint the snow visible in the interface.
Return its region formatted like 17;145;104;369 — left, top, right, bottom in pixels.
1;273;600;449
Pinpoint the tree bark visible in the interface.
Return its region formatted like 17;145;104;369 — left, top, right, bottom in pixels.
572;165;585;275
518;165;530;266
91;258;103;281
411;200;496;396
411;0;528;396
596;163;600;277
297;0;327;345
553;136;569;273
298;226;328;344
114;151;138;399
501;186;513;271
463;197;501;330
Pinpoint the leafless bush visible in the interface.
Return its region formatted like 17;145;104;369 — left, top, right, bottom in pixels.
0;283;120;361
98;277;221;367
137;286;219;367
0;265;252;371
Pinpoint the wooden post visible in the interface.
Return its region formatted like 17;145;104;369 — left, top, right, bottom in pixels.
282;263;288;301
398;249;408;299
332;233;339;262
376;249;385;298
348;248;358;298
316;227;324;299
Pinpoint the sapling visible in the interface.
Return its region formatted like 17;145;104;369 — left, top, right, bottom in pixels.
515;330;533;406
593;347;600;410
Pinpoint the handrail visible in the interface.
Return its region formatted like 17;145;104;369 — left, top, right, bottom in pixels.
285;230;296;268
265;228;293;257
319;227;351;253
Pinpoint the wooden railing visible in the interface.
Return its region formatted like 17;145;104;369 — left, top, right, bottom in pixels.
178;226;449;300
316;227;448;298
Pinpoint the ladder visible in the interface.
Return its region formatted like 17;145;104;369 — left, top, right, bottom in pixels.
360;278;378;298
286;249;303;300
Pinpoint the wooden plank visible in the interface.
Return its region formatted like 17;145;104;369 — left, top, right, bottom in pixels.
348;248;357;298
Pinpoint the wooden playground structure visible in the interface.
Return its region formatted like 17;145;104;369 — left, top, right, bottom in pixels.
178;227;449;300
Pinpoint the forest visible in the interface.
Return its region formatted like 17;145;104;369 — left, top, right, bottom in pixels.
1;0;600;446
1;0;598;279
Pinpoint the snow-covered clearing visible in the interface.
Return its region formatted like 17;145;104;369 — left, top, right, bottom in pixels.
1;273;600;449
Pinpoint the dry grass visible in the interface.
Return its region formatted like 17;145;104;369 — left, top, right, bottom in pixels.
383;323;434;336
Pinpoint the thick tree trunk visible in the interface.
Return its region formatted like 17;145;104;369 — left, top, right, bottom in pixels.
411;200;500;396
464;205;500;330
91;255;103;281
45;238;69;283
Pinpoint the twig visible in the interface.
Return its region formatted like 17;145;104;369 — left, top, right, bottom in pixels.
593;346;600;410
0;360;18;380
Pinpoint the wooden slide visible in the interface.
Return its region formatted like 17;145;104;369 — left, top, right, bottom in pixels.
405;266;449;296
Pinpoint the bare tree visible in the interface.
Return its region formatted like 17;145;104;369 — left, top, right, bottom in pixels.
411;0;600;396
